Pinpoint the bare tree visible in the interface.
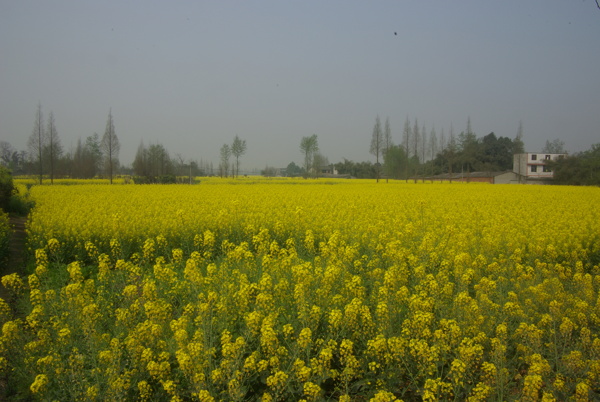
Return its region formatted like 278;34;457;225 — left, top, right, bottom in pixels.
412;119;420;160
131;141;173;182
27;103;45;184
132;140;147;178
313;152;329;178
466;116;473;137
428;127;438;178
542;139;566;154
220;144;231;178
261;165;278;177
370;115;383;183
448;123;457;181
420;124;427;182
175;153;188;183
514;120;525;154
412;119;420;182
147;143;172;177
231;135;247;178
71;134;103;179
402;117;412;182
0;141;14;168
101;109;120;184
383;117;393;182
86;133;103;176
402;117;411;155
45;111;62;184
300;134;319;178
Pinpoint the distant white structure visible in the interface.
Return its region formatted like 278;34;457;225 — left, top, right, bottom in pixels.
513;153;566;182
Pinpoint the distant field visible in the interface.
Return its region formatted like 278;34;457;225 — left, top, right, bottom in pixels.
2;180;600;400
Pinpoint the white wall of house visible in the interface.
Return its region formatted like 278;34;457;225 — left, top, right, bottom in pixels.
513;153;565;179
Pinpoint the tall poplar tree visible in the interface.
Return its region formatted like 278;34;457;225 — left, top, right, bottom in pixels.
412;119;420;160
412;119;420;182
429;127;438;177
448;123;457;181
46;111;62;184
101;109;120;184
231;135;247;178
514;121;525;154
402;117;412;182
370;115;383;183
27;103;45;184
220;144;231;178
300;134;319;178
383;117;393;182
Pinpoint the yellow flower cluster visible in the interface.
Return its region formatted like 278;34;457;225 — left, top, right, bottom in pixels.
1;179;599;400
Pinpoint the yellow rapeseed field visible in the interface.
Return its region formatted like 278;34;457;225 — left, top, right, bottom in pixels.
1;179;600;400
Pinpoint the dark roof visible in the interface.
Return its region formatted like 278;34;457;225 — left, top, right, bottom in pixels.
427;171;509;179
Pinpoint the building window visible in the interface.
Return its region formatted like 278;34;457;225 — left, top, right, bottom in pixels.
531;165;537;173
545;155;551;160
543;165;552;172
531;154;537;161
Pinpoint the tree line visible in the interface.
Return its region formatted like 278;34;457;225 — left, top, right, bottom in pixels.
363;116;599;186
286;117;580;184
4;105;597;186
218;135;247;178
1;104;121;184
131;141;217;183
0;105;530;183
547;144;600;186
1;104;217;184
366;116;527;181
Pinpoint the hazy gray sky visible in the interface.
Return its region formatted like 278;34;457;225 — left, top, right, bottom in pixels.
2;1;599;171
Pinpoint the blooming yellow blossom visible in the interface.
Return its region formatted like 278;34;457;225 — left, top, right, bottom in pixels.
2;179;598;401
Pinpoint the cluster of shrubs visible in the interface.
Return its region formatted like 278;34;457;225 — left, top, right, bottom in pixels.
0;167;33;215
132;175;177;184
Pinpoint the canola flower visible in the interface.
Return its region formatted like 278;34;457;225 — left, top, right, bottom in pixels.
1;179;599;400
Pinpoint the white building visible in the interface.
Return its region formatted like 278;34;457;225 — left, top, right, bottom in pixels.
513;153;566;182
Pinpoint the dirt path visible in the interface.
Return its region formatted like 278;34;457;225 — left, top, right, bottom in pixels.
0;216;28;302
